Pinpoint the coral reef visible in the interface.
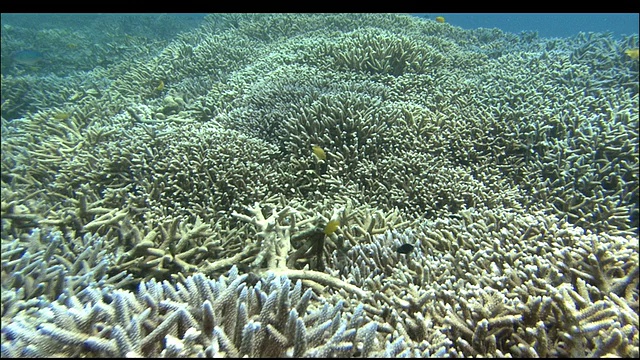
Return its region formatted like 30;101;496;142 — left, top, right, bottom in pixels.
332;208;639;356
1;13;638;357
2;265;382;357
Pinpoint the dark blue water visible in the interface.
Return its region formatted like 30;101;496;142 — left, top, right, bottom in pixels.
412;13;639;39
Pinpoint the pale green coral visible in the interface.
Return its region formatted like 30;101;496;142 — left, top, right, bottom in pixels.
1;13;638;357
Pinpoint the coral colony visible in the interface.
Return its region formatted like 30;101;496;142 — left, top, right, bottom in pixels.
1;14;638;357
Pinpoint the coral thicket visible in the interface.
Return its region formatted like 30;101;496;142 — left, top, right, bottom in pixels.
2;13;638;357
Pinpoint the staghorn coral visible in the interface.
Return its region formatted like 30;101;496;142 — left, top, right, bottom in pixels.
1;227;133;320
226;198;403;298
1;13;638;358
328;207;638;357
1;266;382;357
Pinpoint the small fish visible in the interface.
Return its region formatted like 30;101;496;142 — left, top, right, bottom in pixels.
68;91;85;101
52;112;71;120
155;80;165;91
435;16;445;24
312;145;326;160
624;48;639;60
324;220;340;235
11;49;44;67
396;243;414;254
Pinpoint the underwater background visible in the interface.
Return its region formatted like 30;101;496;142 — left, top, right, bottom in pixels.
1;13;639;357
412;13;639;38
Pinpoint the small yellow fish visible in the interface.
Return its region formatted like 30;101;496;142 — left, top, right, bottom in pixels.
155;80;165;91
53;112;71;120
66;43;78;49
312;145;326;160
324;220;340;235
435;16;445;24
624;48;639;60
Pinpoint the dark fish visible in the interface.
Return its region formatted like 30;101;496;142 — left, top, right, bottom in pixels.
396;243;414;254
11;50;44;66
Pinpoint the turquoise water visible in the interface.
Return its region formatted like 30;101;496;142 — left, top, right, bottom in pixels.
3;13;639;40
412;13;639;38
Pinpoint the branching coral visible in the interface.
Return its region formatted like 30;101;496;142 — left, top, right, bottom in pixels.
1;227;133;320
1;266;381;357
329;207;638;357
1;13;638;359
229;201;369;298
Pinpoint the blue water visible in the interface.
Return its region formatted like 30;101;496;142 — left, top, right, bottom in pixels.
412;13;639;39
3;13;638;41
